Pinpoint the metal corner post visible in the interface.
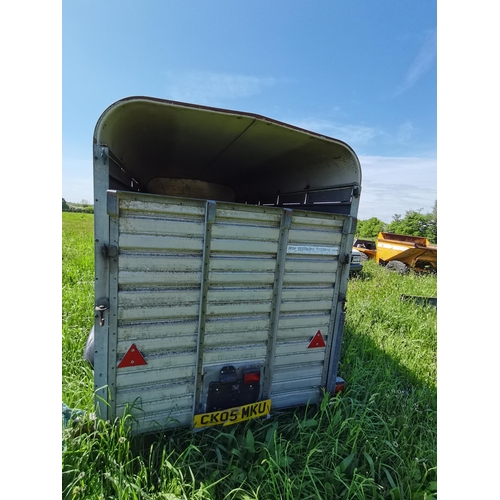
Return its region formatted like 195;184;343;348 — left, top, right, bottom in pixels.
322;215;353;390
93;144;112;420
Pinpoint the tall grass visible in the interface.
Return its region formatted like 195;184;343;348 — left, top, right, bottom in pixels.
62;212;95;409
62;213;436;500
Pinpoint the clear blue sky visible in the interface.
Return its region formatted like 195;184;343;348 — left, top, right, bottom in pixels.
62;1;436;222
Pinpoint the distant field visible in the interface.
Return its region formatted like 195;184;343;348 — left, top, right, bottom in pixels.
62;212;436;500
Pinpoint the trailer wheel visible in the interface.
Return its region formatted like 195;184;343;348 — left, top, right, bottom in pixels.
83;327;95;368
386;260;408;275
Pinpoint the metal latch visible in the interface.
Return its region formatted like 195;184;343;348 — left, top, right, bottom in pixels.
102;245;118;258
95;298;109;326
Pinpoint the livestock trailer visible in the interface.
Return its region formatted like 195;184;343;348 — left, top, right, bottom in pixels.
90;96;362;433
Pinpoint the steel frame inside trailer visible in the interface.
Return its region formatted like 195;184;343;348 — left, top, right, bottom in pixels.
91;97;362;433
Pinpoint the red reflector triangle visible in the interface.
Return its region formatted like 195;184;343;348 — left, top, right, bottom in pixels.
118;344;147;368
308;330;326;348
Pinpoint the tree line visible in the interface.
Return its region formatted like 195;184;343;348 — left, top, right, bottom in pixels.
62;198;94;214
356;201;437;244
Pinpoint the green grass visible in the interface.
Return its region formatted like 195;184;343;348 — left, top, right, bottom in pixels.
62;213;437;500
62;212;95;410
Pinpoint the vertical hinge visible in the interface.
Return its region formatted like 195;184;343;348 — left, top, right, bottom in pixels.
282;208;293;229
339;294;347;312
206;200;217;224
93;144;108;164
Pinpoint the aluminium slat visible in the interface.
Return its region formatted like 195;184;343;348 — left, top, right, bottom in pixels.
215;207;282;224
203;330;270;347
119;199;206;217
118;271;202;286
279;300;333;313
274;340;326;356
290;213;346;227
271;375;323;393
118;304;200;321
272;364;323;381
273;350;325;366
119;217;205;237
210;239;278;254
274;327;329;342
277;314;331;329
287;229;343;245
118;289;200;307
211;224;280;241
206;302;272;316
207;288;273;302
119;234;204;252
116;365;196;387
270;388;323;407
284;259;338;273
208;257;276;272
116;352;197;371
119;255;203;272
281;287;334;302
282;272;337;285
117;335;197;354
204;317;270;334
128;409;193;430
288;222;344;233
115;381;195;406
116;394;194;417
118;321;199;339
208;271;275;285
203;345;267;364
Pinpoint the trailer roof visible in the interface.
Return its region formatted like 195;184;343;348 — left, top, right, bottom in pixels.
94;96;361;199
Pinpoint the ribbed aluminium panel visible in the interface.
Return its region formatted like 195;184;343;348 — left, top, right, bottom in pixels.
271;212;344;405
113;196;205;427
201;204;282;366
109;193;350;430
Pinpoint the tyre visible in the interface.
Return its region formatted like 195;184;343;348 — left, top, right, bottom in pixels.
359;252;369;262
386;260;408;275
83;326;95;368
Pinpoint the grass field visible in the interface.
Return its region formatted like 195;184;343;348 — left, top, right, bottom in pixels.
62;212;437;500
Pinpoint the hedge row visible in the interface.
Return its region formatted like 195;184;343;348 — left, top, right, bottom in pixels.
62;206;94;214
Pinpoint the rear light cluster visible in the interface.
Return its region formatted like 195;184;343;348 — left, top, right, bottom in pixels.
334;377;345;395
243;372;260;384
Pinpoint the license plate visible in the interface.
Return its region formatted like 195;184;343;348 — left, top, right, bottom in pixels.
193;399;271;429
